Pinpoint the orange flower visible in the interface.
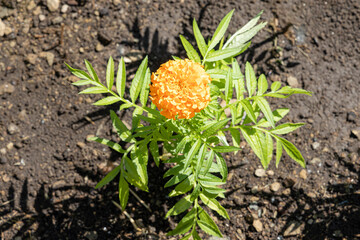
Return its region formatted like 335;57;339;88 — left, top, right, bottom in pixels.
149;59;211;119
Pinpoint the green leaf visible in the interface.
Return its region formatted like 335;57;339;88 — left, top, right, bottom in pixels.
201;119;229;138
84;59;99;82
271;81;281;91
72;79;92;86
169;175;195;197
240;126;264;161
193;19;208;57
232;59;245;100
164;168;191;188
206;69;227;79
215;153;227;181
275;136;306;168
88;136;125;153
245;62;257;97
257;108;290;127
120;102;132;111
271;123;305;135
93;96;120;105
199;193;229;219
165;195;192;218
257;74;268;95
65;63;92;81
119;173;129;210
180;35;201;63
167;208;196;236
79;86;108;94
95;164;121;189
198;207;223;237
212;145;241;153
224;69;233;103
149;140;160;167
240;99;257;123
254;96;275;129
116;57;126;98
191;229;201;240
106;56;115;90
139;68;151;106
206;44;249;62
130;56;148;103
275;138;283;168
110;110;132;142
224;11;265;48
203;149;214;176
195;144;207;178
262;132;273;169
229;128;241;148
208;10;234;52
184;139;201;169
176;136;190;154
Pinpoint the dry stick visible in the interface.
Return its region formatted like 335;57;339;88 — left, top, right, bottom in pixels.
112;200;141;232
0;199;14;207
129;188;152;212
296;47;314;65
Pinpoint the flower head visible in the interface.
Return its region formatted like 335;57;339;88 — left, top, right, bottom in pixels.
150;59;211;119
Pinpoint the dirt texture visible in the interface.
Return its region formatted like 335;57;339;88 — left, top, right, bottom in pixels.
0;0;359;239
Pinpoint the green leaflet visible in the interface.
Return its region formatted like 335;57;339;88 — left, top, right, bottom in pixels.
95;164;121;189
254;96;275;129
206;43;249;62
271;81;282;91
130;56;148;103
88;136;125;153
199;193;229;219
93;96;120;106
201;118;229;138
274;135;306;168
215;153;228;181
116;57;126;98
85;59;99;82
276;138;283;168
193;19;208;57
245;62;257;97
106;56;115;90
224;69;233;103
198;207;223;237
65;63;92;81
270;123;305;135
149;140;160;167
169;174;195;197
165;195;192;218
110;110;132;142
257;74;268;96
167;208;196;236
180;35;201;63
212;145;241;153
240;99;257;123
139;68;151;106
256;108;290;128
79;86;108;94
119;173;129;210
207;10;234;53
184;139;201;169
195;144;207;179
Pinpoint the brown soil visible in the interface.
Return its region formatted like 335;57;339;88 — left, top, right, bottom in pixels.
1;0;359;239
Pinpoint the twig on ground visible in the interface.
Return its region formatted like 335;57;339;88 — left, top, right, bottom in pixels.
129;188;152;212
112;200;142;232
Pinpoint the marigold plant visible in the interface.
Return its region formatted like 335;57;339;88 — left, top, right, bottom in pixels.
66;10;311;239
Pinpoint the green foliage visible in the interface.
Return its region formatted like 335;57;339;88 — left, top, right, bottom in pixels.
66;9;312;240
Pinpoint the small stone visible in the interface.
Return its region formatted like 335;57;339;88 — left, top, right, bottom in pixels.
0;83;15;95
283;177;296;188
39;14;46;21
61;4;69;13
306;192;316;198
283;221;302;237
0;19;5;37
33;6;42;15
99;8;109;17
18;109;29;123
26;53;38;65
270;182;281;192
6;142;14;150
251;186;259;194
95;43;104;52
77;142;86;149
0;148;6;155
253;219;263;232
79;47;84;53
310;157;321;165
347;111;356;123
52;180;66;188
84;231;98;240
255;168;266;178
27;0;37;11
2;174;10;182
7;123;20;135
113;0;121;5
287;75;299;88
267;170;274;176
98;32;112;46
4;26;12;35
47;0;60;12
282;188;291;196
46;52;55;66
0;156;7;164
299;169;307;180
52;16;63;24
351;127;360;139
249;204;259;211
311;142;320;150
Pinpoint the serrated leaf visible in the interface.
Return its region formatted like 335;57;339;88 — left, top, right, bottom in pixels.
180;35;201;63
95;164;121;189
119;102;133;111
254;96;275;129
224;69;233;103
206;43;249;62
139;68;151;106
79;86;108;94
89;136;125;153
245;62;257;97
191;229;201;240
65;63;92;81
72;79;93;86
263;92;288;98
277;87;312;96
193;19;208;57
232;59;245;100
271;81;281;91
106;56;115;90
257;74;268;95
262;132;273;169
208;10;234;52
85;59;99;82
206;69;227;79
110;110;132;142
167;208;196;236
195;144;207;178
212;145;241;153
119;173;129;210
93;96;120;105
201;119;229;138
257;108;290;127
240;126;264;161
169;175;195;197
165;195;192;218
215;153;227;181
198;207;223;237
184;139;201;169
275;136;306;168
229;128;241;148
130;56;148;103
149;140;160;167
203;149;214;176
164;169;191;188
276;138;283;168
240;99;257;123
199;193;229;219
271;123;305;135
116;57;126;98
